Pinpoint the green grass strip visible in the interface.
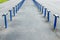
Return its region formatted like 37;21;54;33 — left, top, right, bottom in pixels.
0;0;8;3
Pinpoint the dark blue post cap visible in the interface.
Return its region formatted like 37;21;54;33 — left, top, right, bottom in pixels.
53;14;59;18
2;13;8;16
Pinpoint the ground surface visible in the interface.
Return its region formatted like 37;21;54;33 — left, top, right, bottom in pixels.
0;0;60;40
36;0;60;30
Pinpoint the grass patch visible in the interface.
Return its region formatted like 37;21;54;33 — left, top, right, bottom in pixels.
0;0;8;3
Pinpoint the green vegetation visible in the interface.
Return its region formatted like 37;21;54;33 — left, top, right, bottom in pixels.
0;0;8;3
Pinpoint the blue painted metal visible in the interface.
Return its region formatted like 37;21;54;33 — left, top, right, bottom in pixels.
19;0;24;8
53;15;59;30
54;16;57;30
9;10;12;21
37;3;41;11
33;0;35;1
18;4;19;11
33;0;42;12
1;0;25;28
42;6;44;14
16;5;18;13
17;3;19;11
44;8;47;17
47;11;50;22
39;5;41;11
15;0;25;13
18;0;25;10
33;0;41;11
13;7;15;16
2;14;7;28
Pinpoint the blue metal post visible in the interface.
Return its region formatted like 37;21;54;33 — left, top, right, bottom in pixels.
17;5;18;11
33;0;41;12
9;10;12;21
20;2;22;7
38;4;40;10
33;0;35;1
13;7;15;16
42;6;44;14
2;14;7;28
19;2;21;9
18;0;24;11
53;15;59;30
36;2;39;8
17;4;19;11
16;5;17;13
18;3;20;10
44;8;47;17
21;1;23;7
33;0;35;4
47;11;50;22
40;5;42;12
39;5;41;11
36;1;39;9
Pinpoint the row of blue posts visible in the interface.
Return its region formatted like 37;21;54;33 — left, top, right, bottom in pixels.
2;0;25;28
33;0;59;30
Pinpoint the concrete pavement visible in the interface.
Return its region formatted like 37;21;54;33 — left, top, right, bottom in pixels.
0;0;60;40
